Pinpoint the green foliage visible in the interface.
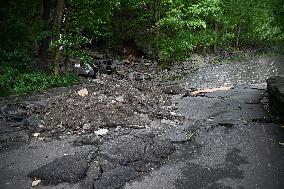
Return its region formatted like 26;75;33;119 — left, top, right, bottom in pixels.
0;63;79;97
0;49;78;97
0;49;35;70
156;0;221;63
0;0;283;91
0;0;43;52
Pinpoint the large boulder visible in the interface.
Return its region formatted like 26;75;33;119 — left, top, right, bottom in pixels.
267;76;284;116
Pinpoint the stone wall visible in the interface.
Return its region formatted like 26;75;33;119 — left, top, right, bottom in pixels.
267;76;284;117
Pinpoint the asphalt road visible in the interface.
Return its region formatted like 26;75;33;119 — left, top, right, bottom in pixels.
1;56;284;189
125;56;284;189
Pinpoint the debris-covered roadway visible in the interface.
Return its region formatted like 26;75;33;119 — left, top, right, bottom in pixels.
1;56;284;189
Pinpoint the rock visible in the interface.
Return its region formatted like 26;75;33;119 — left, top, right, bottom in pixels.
162;85;185;95
33;133;41;137
93;166;139;189
93;59;114;75
115;96;125;102
0;128;29;143
94;129;108;136
28;153;91;185
0;104;27;122
73;134;100;146
1;104;26;115
267;76;284;116
83;123;91;130
24;114;45;133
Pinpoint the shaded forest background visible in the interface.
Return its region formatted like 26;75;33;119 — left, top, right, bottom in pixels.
0;0;284;96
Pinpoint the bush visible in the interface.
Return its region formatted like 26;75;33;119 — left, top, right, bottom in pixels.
0;63;79;97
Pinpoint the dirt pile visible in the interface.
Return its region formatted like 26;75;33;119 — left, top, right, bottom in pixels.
20;75;185;138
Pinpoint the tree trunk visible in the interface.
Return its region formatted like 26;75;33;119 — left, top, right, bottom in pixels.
52;0;65;75
155;0;161;58
37;0;52;70
214;20;218;54
236;25;241;47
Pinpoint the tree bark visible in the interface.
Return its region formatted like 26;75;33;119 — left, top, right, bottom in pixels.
37;0;52;70
155;0;161;58
236;25;241;47
52;0;65;75
214;20;218;54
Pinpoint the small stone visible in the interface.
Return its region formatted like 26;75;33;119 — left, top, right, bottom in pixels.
83;123;91;130
33;133;41;137
24;114;45;133
170;111;177;116
94;129;108;136
115;96;125;102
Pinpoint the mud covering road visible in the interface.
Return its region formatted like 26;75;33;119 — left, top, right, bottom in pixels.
1;56;284;189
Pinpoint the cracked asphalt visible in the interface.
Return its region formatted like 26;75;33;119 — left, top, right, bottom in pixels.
125;56;284;189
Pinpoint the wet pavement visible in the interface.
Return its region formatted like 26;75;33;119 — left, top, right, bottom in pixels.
185;56;284;88
125;56;284;189
1;56;284;189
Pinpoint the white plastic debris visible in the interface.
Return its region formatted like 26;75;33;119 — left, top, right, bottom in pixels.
33;133;40;137
94;129;108;136
32;179;41;187
77;88;89;97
